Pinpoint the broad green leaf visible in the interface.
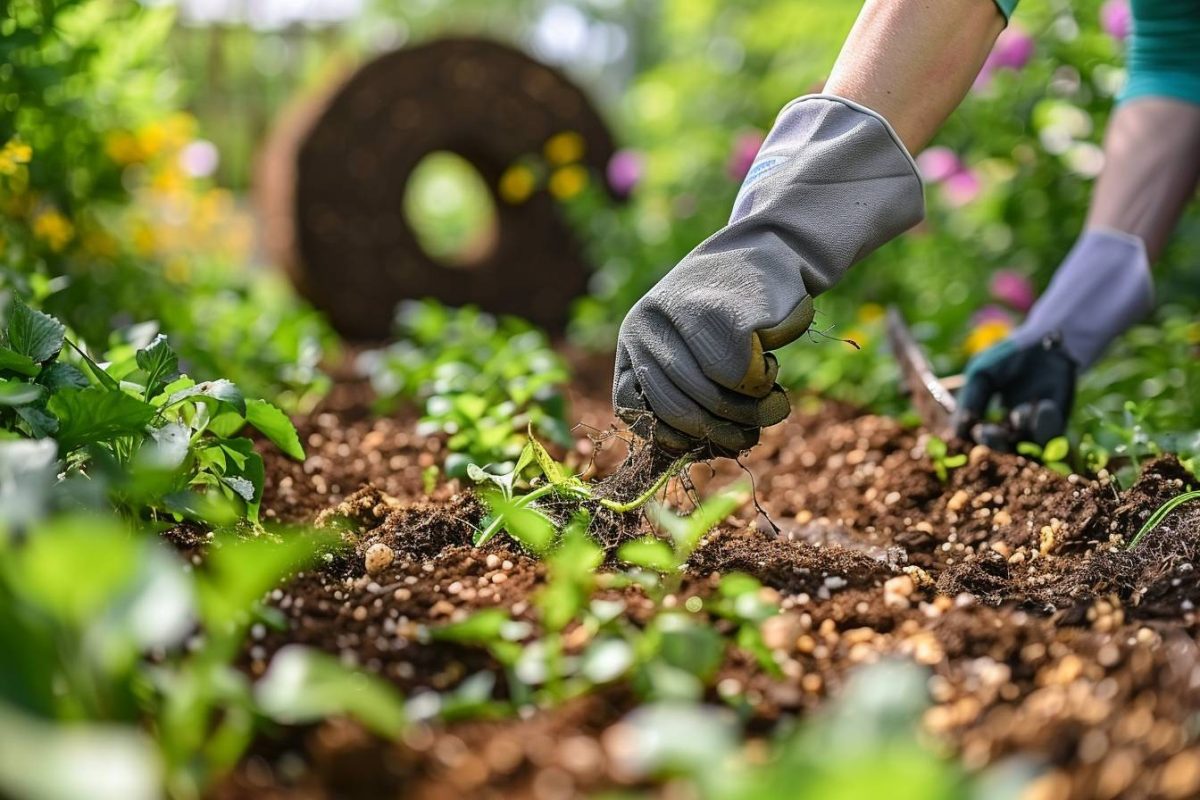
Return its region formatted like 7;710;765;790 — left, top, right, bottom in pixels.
483;492;557;554
38;361;90;391
618;536;678;572
1015;441;1042;458
432;608;511;644
6;299;64;364
15;405;58;438
0;347;38;377
0;380;42;407
134;334;180;399
64;340;120;390
245;399;304;460
218;437;265;522
255;646;406;738
1043;436;1070;463
654;614;725;681
467;462;514;500
649;483;748;558
47;388;156;451
167;379;246;415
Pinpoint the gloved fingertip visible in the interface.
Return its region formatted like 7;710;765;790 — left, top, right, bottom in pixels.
1029;400;1064;446
707;421;760;456
972;422;1012;452
651;420;702;456
757;386;791;427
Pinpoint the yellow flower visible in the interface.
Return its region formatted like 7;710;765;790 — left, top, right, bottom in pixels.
131;220;158;256
0;139;32;175
544;131;585;166
548;165;588;200
499;164;537;204
857;302;885;324
964;320;1012;355
104;130;145;165
32;209;74;252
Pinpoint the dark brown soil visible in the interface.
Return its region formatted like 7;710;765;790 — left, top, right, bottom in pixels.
218;364;1200;800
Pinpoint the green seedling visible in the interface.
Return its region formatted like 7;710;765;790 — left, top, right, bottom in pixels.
925;436;966;483
361;300;571;475
619;483;750;597
1126;489;1200;550
470;429;685;548
1015;436;1071;476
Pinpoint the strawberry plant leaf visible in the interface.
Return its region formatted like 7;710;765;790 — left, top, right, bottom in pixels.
6;299;64;364
0;347;39;377
16;405;58;438
135;334;180;399
37;362;89;391
167;379;246;415
0;380;43;407
218;437;264;522
245;399;304;460
47;387;156;451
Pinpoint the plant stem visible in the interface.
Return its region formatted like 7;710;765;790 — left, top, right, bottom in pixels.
598;458;686;513
1127;490;1200;550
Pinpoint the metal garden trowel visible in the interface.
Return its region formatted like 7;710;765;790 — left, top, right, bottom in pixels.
885;306;963;438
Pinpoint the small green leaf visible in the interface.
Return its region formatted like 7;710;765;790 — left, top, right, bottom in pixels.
1042;436;1070;463
925;437;948;459
0;346;39;377
649;483;748;559
167;379;246;415
944;454;967;468
245;399;305;460
618;536;678;572
134;334;180;399
255;646;406;738
218;437;264;522
433;608;512;644
527;425;566;485
6;299;65;364
483;492;557;554
0;380;42;407
1015;441;1043;458
47;387;156;451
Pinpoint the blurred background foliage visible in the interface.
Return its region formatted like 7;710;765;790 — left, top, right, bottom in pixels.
2;0;1196;453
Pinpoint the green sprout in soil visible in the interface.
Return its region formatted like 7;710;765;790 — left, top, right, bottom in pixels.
925;436;966;483
469;427;686;549
1126;490;1200;550
1016;436;1072;476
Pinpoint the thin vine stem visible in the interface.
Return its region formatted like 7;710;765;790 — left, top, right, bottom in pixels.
598;458;687;513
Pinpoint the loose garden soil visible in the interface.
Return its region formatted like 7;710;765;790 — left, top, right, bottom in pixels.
215;356;1200;800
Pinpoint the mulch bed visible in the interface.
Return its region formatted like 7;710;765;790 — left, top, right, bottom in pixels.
214;359;1200;800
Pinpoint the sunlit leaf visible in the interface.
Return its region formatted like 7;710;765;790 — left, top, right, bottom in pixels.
47;387;155;450
6;299;65;364
245;399;304;460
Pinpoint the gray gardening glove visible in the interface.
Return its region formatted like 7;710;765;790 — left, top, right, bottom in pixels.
954;229;1153;448
614;95;924;455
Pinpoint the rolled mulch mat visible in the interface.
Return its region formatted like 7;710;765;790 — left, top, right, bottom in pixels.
257;37;619;339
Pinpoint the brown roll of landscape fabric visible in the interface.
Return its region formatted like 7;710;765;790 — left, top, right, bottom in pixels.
257;37;619;340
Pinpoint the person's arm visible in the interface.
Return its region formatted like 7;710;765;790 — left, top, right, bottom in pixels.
827;0;1006;153
614;0;1010;455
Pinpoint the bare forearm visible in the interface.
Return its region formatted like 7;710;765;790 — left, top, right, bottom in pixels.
825;0;1005;153
1086;98;1200;262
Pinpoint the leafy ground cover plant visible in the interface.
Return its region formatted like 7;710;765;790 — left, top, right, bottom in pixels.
359;299;571;476
0;508;406;800
1015;435;1072;476
0;298;305;525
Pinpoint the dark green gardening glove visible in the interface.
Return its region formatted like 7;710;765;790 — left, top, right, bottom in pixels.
953;336;1077;448
953;230;1153;449
614;95;924;455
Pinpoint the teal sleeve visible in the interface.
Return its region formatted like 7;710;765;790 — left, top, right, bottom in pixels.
1120;0;1200;107
992;0;1018;21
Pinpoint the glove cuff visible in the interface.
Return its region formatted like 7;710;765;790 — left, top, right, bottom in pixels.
1010;228;1154;368
727;94;926;295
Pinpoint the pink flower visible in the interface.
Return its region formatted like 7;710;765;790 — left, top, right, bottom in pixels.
727;130;764;182
943;168;982;207
1101;0;1131;42
974;25;1035;88
916;146;963;183
606;149;644;196
972;304;1015;327
989;270;1036;312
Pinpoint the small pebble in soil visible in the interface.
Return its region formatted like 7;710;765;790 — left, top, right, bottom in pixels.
364;542;395;576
